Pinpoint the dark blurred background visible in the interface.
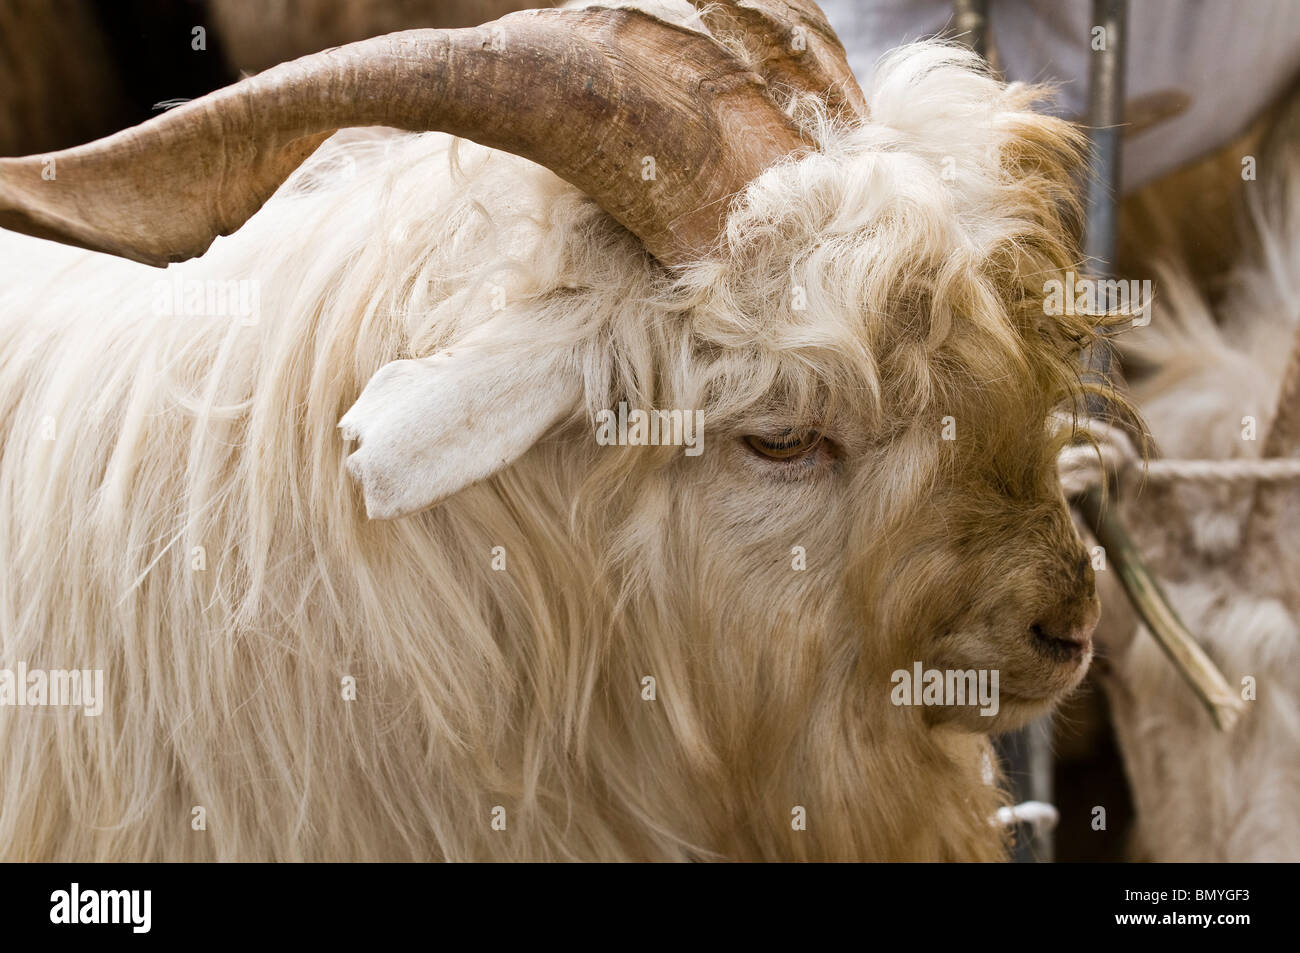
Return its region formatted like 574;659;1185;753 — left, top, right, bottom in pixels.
0;0;554;156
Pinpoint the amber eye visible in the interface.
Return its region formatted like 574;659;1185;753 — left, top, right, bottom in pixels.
744;430;824;460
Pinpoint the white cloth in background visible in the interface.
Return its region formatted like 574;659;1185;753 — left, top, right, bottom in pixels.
819;0;1300;190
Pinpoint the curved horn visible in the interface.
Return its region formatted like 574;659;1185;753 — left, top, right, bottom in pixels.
0;7;809;267
690;0;867;117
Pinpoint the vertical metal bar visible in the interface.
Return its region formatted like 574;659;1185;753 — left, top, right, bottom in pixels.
952;0;991;59
1083;0;1128;382
951;0;1002;75
995;717;1055;862
1026;716;1055;863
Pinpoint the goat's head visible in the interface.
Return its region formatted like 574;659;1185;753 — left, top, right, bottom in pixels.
0;0;1099;737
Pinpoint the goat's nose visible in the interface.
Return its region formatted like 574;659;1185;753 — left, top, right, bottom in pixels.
1029;596;1099;663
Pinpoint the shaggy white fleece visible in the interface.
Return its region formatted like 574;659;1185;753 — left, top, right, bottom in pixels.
0;7;1101;860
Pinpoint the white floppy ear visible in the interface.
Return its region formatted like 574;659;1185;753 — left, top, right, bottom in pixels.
339;343;579;520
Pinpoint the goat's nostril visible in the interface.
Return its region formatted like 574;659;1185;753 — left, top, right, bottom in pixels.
1029;613;1095;663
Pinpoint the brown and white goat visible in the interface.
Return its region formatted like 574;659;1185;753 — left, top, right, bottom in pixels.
0;1;1100;860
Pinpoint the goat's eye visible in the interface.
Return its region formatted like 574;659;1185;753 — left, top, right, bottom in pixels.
744;430;824;460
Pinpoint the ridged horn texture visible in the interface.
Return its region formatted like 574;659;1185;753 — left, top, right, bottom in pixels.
691;0;867;117
0;6;814;267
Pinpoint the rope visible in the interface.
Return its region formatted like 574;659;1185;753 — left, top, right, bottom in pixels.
1143;458;1300;483
1056;414;1300;497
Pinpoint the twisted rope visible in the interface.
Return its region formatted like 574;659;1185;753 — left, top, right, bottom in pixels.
1056;414;1300;497
1144;458;1300;482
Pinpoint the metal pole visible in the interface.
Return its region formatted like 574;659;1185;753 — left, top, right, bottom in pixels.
996;716;1055;862
952;0;991;59
1081;0;1128;418
1083;0;1128;286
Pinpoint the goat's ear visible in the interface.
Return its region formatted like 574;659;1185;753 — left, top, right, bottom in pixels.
338;344;579;520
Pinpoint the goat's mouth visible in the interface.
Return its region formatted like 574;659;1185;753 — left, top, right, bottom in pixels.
1003;637;1095;711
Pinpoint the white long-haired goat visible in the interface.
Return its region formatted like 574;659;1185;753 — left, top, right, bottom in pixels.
0;1;1103;860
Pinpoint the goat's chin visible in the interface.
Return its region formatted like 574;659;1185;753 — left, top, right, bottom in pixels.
920;642;1093;734
939;688;1081;734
